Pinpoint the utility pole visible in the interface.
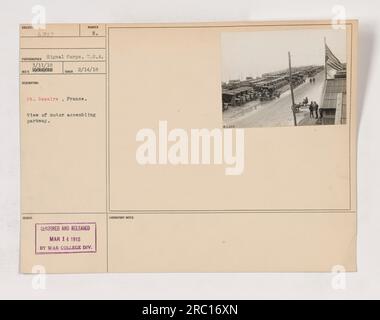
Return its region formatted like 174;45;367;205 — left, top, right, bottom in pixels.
288;51;297;126
324;37;327;80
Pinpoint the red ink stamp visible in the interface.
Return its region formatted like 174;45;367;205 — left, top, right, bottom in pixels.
35;223;97;255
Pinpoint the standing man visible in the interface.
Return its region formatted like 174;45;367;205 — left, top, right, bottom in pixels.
309;102;314;118
315;102;319;119
319;106;323;120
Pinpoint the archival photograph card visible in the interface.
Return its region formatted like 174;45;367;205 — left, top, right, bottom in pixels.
20;21;358;273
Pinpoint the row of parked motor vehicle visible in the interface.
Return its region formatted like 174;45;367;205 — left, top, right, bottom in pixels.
222;66;324;111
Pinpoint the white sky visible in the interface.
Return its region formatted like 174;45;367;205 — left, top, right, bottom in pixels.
221;28;347;82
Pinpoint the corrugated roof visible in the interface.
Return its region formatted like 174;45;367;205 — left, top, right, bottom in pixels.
222;86;253;95
321;78;347;110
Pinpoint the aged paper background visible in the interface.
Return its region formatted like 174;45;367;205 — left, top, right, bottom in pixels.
20;21;358;273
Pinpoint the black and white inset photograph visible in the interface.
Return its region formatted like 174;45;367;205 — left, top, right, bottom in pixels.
221;28;347;128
